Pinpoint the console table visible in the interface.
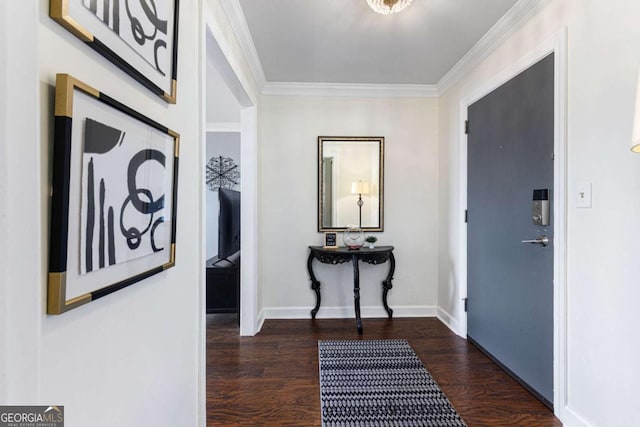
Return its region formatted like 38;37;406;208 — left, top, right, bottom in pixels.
307;246;395;334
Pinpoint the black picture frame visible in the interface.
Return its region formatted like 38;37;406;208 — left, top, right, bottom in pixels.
50;0;180;103
323;232;338;249
48;74;180;314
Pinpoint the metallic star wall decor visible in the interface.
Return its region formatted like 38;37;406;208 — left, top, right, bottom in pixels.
206;156;240;191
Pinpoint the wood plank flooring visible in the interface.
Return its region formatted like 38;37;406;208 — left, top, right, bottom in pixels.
206;315;561;426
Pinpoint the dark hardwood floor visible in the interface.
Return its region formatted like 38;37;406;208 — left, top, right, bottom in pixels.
206;315;561;426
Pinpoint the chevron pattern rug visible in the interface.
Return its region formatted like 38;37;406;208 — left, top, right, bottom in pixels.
318;339;467;427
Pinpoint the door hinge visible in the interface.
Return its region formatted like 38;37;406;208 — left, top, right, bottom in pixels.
464;120;469;135
464;210;468;223
463;298;468;312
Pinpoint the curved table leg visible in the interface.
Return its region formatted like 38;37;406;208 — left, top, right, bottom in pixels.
382;252;395;318
307;252;321;319
352;254;363;334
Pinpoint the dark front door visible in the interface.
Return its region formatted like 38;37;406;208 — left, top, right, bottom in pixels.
467;54;554;406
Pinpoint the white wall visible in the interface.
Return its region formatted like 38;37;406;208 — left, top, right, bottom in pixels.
1;1;41;404
438;0;640;425
206;132;241;260
260;96;439;317
206;56;241;125
0;2;7;402
1;0;259;425
36;1;203;426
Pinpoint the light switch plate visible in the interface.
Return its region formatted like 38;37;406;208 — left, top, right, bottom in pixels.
576;181;592;208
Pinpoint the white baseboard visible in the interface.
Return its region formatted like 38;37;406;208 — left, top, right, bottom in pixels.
436;307;465;337
260;306;465;338
262;305;437;320
559;406;593;427
255;308;266;334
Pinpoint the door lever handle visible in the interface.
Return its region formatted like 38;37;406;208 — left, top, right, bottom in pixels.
521;235;549;247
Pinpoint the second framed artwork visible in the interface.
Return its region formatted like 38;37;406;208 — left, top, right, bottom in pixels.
50;0;180;103
48;74;180;314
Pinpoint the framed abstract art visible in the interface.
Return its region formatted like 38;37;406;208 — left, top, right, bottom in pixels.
50;0;180;103
48;74;179;314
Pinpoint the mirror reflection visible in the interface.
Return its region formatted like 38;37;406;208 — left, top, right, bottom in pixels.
318;136;384;231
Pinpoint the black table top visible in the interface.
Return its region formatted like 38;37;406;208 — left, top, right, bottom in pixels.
309;245;394;254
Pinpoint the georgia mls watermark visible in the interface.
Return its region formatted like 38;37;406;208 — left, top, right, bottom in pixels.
0;406;64;427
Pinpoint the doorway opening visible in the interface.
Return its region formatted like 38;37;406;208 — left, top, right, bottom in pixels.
204;54;242;322
203;24;258;336
205;130;241;321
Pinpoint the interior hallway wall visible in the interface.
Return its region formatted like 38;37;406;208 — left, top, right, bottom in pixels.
1;0;261;424
36;2;204;426
259;95;439;317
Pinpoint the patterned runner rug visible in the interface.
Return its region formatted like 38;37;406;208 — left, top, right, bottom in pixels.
318;339;467;427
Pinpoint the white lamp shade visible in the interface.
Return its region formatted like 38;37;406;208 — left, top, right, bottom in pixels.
632;67;640;152
351;181;370;195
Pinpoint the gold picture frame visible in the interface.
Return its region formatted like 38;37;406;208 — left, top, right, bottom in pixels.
318;136;384;232
50;0;180;103
48;74;180;314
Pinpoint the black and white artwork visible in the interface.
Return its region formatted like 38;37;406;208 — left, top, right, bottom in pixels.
206;156;240;192
80;118;167;275
81;0;170;77
46;74;179;315
50;0;179;102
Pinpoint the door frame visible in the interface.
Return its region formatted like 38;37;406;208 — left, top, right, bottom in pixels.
458;28;568;415
203;5;260;338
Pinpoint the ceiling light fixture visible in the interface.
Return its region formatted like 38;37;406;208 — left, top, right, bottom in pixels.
367;0;413;15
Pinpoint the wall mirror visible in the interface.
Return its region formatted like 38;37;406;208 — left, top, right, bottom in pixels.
318;136;384;232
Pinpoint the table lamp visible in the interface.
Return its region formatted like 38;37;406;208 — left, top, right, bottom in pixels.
351;180;370;228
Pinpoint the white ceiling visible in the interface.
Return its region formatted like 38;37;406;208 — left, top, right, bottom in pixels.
238;0;520;85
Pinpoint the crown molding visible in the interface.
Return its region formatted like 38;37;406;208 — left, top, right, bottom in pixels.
218;0;266;92
217;0;551;98
206;122;241;133
436;0;553;95
262;82;438;98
